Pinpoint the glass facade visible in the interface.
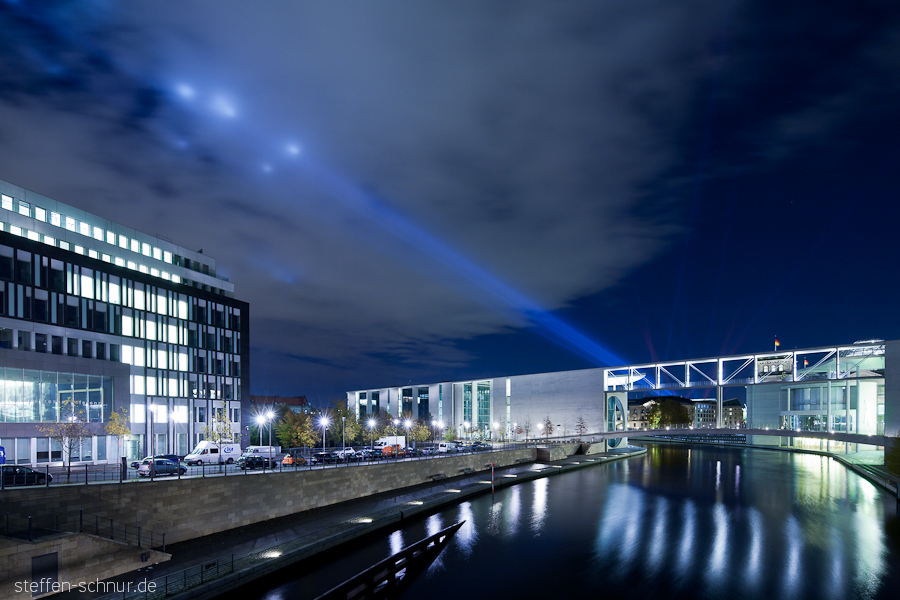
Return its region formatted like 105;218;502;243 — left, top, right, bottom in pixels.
476;382;490;436
0;368;113;423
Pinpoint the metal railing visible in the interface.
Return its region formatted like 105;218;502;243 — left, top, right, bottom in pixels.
1;508;165;550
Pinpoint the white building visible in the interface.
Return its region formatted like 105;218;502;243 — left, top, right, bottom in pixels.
0;178;249;466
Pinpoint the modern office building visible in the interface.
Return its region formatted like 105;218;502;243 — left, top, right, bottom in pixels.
0;178;249;466
348;339;896;453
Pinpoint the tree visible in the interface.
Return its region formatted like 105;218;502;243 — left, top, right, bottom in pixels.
575;416;587;437
326;403;362;447
443;427;457;442
203;407;240;453
650;399;691;427
411;422;431;445
523;416;533;441
105;407;131;460
543;416;554;440
885;432;900;476
39;396;92;483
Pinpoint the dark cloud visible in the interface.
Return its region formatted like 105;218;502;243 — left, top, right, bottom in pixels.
1;1;898;402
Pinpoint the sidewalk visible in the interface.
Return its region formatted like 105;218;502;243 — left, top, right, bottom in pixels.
55;450;642;600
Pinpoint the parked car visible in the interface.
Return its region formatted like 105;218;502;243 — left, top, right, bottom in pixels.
471;442;493;451
333;447;357;461
357;448;381;461
1;465;52;486
282;449;307;467
137;458;186;477
131;454;180;469
309;451;337;465
238;455;277;470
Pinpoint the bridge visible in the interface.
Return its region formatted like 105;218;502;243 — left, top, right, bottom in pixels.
540;427;888;447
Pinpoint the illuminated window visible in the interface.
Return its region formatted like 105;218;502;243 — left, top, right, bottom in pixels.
74;245;85;255
157;293;167;315
79;222;89;236
35;207;46;222
44;235;55;246
51;212;61;227
10;225;22;236
178;299;188;319
101;254;111;263
141;242;150;256
150;268;159;277
131;374;145;395
106;231;115;245
88;249;98;259
139;264;149;274
80;272;94;299
122;314;133;336
59;241;70;250
118;234;127;249
18;202;30;217
92;226;103;240
27;230;40;241
146;319;156;340
152;247;162;260
122;345;133;364
114;257;125;267
134;347;145;367
172;275;181;284
161;271;171;280
1;195;12;211
127;261;137;270
130;239;139;253
158;349;167;369
163;251;173;263
65;217;76;231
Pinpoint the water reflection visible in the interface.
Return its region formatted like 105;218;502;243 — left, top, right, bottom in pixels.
504;485;521;539
531;478;548;534
676;500;696;581
389;529;404;556
745;508;763;591
455;502;476;556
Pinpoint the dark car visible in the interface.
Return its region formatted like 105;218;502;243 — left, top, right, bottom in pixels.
1;465;52;486
309;451;337;465
137;458;186;477
471;442;493;451
238;455;277;470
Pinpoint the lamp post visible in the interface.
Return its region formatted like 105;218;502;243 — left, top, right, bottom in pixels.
320;416;329;460
464;421;470;443
368;419;376;454
513;422;518;443
538;422;544;443
404;419;411;455
492;422;499;443
266;410;275;466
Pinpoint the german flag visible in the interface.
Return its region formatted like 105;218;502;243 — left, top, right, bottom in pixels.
774;337;780;350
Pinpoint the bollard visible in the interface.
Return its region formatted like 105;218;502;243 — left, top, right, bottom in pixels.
46;465;50;487
110;518;114;540
85;464;89;485
28;516;32;542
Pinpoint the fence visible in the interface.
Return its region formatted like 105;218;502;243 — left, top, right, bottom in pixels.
1;508;165;551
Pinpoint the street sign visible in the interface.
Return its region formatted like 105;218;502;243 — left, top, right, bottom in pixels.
0;445;6;465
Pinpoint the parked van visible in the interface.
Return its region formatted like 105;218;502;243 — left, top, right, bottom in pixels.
242;446;282;458
438;442;461;453
183;441;241;465
374;436;406;451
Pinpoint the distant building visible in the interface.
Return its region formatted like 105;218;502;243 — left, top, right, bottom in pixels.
250;395;313;414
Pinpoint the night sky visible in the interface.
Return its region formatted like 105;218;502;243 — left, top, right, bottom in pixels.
0;2;898;405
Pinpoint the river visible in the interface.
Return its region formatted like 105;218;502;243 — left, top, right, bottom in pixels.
224;443;900;600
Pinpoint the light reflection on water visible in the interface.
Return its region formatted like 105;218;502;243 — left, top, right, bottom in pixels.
232;445;899;600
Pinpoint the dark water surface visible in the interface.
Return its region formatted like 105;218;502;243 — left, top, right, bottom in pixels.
227;444;900;600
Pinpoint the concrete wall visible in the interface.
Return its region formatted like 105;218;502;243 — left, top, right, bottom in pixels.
0;534;168;600
508;368;606;436
0;449;536;547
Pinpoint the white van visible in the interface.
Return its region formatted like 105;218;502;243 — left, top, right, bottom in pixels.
438;442;461;453
242;446;282;458
183;441;241;465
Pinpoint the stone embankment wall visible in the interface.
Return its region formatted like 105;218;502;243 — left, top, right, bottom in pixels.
0;448;536;547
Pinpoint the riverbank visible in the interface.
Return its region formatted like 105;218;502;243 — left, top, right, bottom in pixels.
631;435;900;498
76;447;645;600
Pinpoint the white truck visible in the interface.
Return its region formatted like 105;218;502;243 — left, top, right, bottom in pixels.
373;436;406;451
183;441;242;465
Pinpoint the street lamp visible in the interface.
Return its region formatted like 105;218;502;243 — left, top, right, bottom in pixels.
320;416;330;457
538;422;544;443
463;421;470;443
368;419;376;453
492;422;499;442
513;422;518;442
342;415;346;453
404;419;411;454
431;420;437;445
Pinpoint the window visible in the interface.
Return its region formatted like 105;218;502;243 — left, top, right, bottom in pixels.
96;342;106;360
79;222;90;236
17;201;30;217
51;212;61;227
93;226;103;241
35;333;47;353
106;231;115;245
67;338;79;357
196;406;206;423
1;194;12;211
82;340;92;359
52;336;63;355
35;207;46;221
